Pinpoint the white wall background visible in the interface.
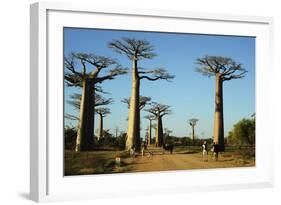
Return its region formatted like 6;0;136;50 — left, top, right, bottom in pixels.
0;0;280;204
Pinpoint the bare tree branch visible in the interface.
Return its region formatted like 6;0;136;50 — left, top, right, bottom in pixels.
67;93;83;110
95;94;113;107
64;113;79;121
108;39;135;59
144;115;156;121
145;102;172;117
95;65;128;83
64;53;83;78
64;73;83;87
222;70;247;81
189;118;199;126
94;85;109;94
95;107;111;117
64;52;128;87
108;37;157;60
139;68;175;81
195;55;247;81
68;93;113;110
121;96;151;110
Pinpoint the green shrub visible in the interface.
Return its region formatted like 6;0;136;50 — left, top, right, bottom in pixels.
64;126;77;150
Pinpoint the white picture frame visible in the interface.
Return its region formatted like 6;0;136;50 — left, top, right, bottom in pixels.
30;2;274;202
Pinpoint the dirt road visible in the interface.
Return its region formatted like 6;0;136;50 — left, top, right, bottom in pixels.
120;147;254;173
65;146;255;175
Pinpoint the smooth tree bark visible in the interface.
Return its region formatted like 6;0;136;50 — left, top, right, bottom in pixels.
214;74;224;149
157;117;164;146
196;56;247;151
95;108;110;140
145;103;171;147
78;79;95;150
114;126;119;138
144;115;155;145
189;118;199;141
64;53;127;152
151;123;157;143
121;96;151;149
121;96;151;111
109;38;174;151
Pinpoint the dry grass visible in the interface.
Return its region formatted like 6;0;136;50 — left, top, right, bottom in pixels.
64;150;131;175
64;146;255;176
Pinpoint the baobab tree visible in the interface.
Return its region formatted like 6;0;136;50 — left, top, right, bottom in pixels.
151;123;157;144
64;52;127;152
121;96;151;110
196;55;247;151
145;103;172;147
95;108;111;140
114;126;119;138
121;96;151;149
109;37;174;151
144;115;155;145
66;93;112;126
188;118;199;141
144;127;149;144
67;93;113;110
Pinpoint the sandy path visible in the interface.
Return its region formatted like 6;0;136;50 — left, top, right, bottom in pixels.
122;147;254;173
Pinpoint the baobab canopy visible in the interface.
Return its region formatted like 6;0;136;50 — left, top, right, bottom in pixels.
108;37;157;60
195;55;247;81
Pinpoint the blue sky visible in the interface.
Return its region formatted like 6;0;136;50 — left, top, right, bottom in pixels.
64;27;255;139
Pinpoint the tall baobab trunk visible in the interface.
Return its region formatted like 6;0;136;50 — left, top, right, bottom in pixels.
156;116;163;147
213;74;225;151
148;120;152;145
115;127;118;138
154;126;158;145
191;126;195;141
75;78;95;152
98;113;103;140
126;58;141;151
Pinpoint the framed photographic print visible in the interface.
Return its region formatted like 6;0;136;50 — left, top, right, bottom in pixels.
30;2;274;202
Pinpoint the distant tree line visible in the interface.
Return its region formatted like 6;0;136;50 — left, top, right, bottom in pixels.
64;127;127;151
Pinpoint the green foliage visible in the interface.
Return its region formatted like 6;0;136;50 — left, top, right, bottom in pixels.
164;135;174;144
228;117;255;146
163;136;213;147
64;127;77;150
177;137;192;146
96;130;115;148
96;131;127;150
64;126;127;151
115;133;127;150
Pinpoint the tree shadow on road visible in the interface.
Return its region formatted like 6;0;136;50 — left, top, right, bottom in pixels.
177;151;198;154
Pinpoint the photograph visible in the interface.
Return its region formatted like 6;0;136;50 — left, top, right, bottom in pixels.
63;27;255;176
